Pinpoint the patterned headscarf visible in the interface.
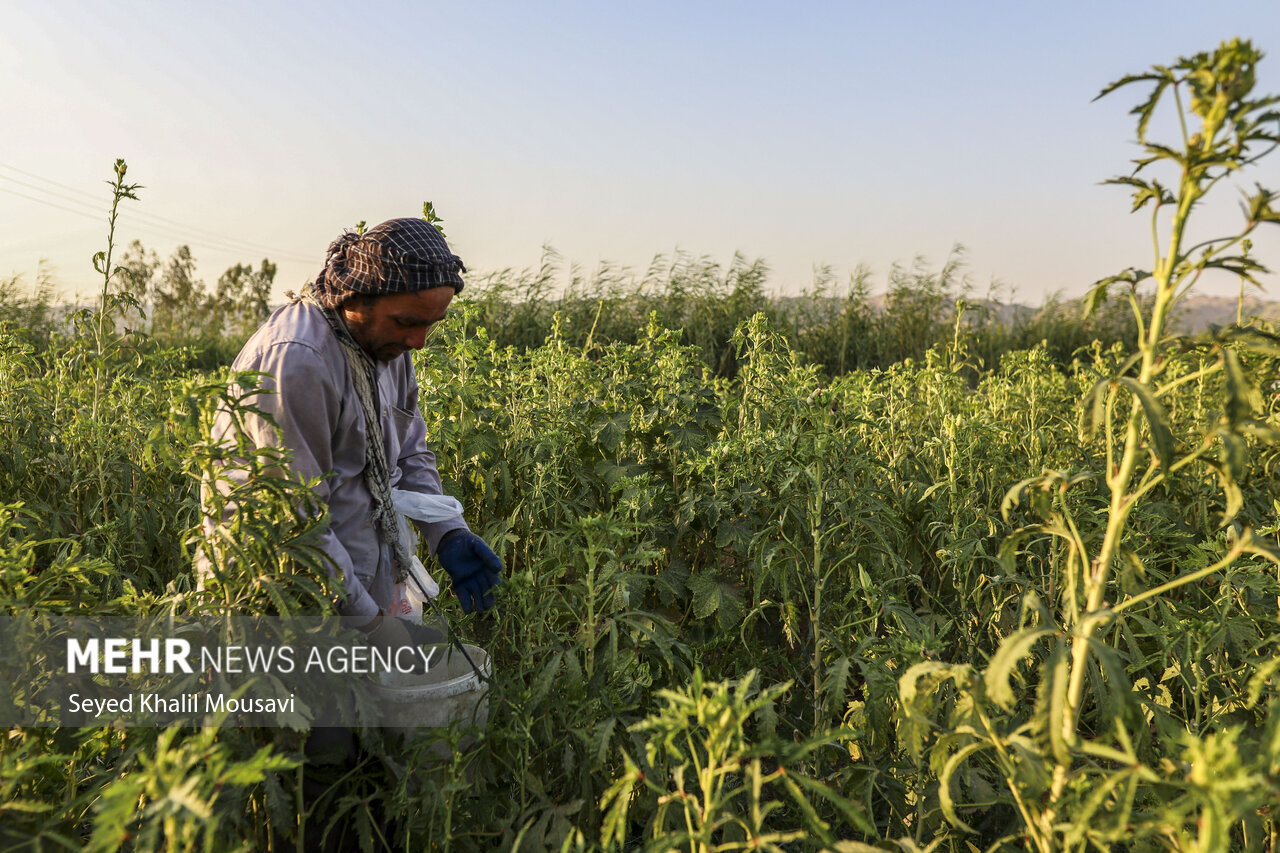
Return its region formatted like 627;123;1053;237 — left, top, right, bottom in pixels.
295;216;465;581
312;217;466;309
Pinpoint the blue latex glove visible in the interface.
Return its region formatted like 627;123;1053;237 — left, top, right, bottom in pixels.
436;530;503;613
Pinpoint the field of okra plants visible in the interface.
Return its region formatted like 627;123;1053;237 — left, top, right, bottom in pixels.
2;38;1280;853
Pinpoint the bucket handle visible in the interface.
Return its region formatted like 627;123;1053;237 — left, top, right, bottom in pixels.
410;569;489;685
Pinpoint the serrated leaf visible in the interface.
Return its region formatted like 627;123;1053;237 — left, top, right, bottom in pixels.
1118;546;1147;590
1000;478;1039;522
655;558;690;602
1046;641;1071;764
1203;254;1269;285
591;716;617;764
1079;378;1110;440
529;651;562;707
997;524;1047;575
820;656;852;712
1221;348;1259;426
1237;527;1280;566
1220;325;1280;356
1245;655;1280;707
1102;176;1174;211
938;740;985;834
786;769;878;836
1207;434;1246;526
984;627;1054;709
1083;278;1111;320
686;574;743;631
1243;182;1280;225
1116;377;1174;468
1094;72;1171;146
898;662;974;758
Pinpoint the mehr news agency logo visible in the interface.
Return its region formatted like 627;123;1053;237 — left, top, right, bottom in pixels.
61;636;436;718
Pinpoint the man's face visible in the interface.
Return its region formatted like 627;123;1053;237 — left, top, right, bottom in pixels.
339;287;454;362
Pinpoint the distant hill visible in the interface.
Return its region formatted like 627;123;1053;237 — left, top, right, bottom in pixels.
818;291;1280;336
1170;295;1280;334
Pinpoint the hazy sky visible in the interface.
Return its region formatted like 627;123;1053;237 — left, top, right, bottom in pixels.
3;1;1279;305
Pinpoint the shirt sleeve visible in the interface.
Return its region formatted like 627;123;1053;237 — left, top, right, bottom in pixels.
244;341;381;628
393;358;469;554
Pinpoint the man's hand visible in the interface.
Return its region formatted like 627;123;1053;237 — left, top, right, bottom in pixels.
436;530;503;613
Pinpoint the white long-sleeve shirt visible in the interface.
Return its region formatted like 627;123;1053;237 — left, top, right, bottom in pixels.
208;300;468;626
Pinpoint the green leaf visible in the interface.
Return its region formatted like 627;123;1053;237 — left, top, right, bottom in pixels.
898;662;975;759
529;651;563;707
1102;176;1174;211
984;627;1054;710
1063;768;1133;846
1079;378;1110;440
1116;377;1175;468
422;200;447;237
779;774;834;846
1000;478;1040;522
1237;527;1280;566
819;655;852;712
1242;182;1280;225
997;524;1048;575
1045;641;1072;764
1221;348;1260;426
1203;254;1269;286
686;573;743;631
1094;70;1171;143
786;769;878;836
1083;269;1150;320
1082;279;1110;320
591;716;618;764
1245;654;1280;707
1117;545;1147;590
1218;325;1280;357
1131;145;1186;172
599;752;641;848
1083;635;1134;725
938;740;985;834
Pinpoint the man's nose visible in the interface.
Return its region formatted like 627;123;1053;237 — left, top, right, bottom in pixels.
404;328;429;349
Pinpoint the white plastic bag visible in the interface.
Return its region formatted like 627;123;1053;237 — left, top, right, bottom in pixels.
386;489;463;621
392;489;464;524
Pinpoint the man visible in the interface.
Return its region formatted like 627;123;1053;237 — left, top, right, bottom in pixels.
211;216;502;657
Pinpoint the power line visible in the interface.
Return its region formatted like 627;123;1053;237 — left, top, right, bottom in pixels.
0;163;103;198
0;163;310;257
0;185;107;222
0;163;317;264
0;184;318;294
0;174;110;216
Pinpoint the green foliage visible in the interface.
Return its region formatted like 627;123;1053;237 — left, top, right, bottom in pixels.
114;238;274;360
601;669;873;851
903;37;1280;852
0;269;58;351
459;247;1143;381
5;38;1280;852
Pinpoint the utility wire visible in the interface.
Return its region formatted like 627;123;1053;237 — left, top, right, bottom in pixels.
0;163;312;258
0;185;106;222
0;174;109;216
2;181;313;264
0;163;316;263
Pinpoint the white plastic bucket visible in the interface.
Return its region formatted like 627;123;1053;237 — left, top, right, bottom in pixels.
371;643;491;737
